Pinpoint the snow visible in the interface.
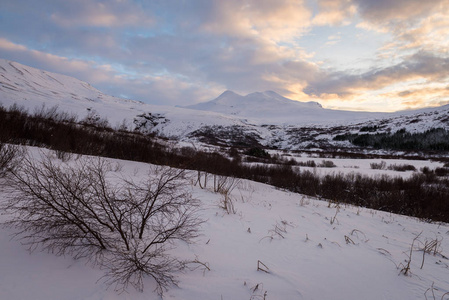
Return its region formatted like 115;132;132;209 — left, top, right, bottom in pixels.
288;154;445;179
1;147;448;299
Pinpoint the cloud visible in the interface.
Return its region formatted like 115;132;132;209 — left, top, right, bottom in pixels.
354;0;449;55
199;0;312;42
0;38;28;52
0;38;221;106
324;33;342;46
312;0;357;26
355;0;443;23
0;38;115;83
304;52;449;97
49;0;155;28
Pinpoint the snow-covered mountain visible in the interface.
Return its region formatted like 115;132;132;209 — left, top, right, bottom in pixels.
186;90;394;125
1;59;449;150
185;90;324;122
185;89;388;125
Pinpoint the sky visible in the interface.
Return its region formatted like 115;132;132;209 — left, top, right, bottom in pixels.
0;0;448;112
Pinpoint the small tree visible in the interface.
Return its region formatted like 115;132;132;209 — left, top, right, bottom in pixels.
2;153;202;295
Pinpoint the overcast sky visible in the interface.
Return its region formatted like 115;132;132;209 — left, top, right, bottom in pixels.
1;0;448;111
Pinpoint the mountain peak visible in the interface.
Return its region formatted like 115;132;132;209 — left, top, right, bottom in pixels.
184;90;325;122
219;90;240;97
215;90;241;101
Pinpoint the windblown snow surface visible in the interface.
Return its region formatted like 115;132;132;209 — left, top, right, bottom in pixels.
0;147;448;300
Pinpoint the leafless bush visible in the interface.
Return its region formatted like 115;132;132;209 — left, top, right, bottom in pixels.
81;109;110;128
387;164;416;172
2;153;202;295
33;104;78;123
370;161;386;170
297;160;317;167
195;170;210;189
214;175;240;214
54;149;73;162
0;143;25;177
318;160;336;168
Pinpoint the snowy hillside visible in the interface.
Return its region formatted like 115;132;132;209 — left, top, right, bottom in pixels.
0;148;448;300
1;59;449;151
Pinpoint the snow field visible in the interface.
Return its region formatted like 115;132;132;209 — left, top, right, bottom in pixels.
287;153;446;179
1;148;448;299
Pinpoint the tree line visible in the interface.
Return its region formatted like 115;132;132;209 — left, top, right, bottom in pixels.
334;128;449;151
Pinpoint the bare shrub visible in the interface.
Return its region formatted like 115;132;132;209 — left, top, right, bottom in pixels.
0;143;25;177
195;170;209;189
214;175;240;214
387;164;416;172
318;160;336;168
2;153;202;295
435;167;449;177
297;160;316;167
81;109;110;128
370;161;386;170
33;104;78;123
54;149;73;162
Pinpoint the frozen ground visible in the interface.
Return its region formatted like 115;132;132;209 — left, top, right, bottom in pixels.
1;147;448;300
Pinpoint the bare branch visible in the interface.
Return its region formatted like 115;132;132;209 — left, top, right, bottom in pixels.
2;153;203;295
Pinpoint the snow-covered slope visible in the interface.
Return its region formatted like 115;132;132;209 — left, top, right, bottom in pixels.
1;148;448;299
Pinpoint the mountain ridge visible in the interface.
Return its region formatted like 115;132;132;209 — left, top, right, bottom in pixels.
184;90;325;121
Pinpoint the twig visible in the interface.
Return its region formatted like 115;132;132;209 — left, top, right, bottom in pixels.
257;260;270;273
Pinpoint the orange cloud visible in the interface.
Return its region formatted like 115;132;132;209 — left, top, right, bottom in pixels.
312;0;357;26
201;0;312;42
356;0;449;58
